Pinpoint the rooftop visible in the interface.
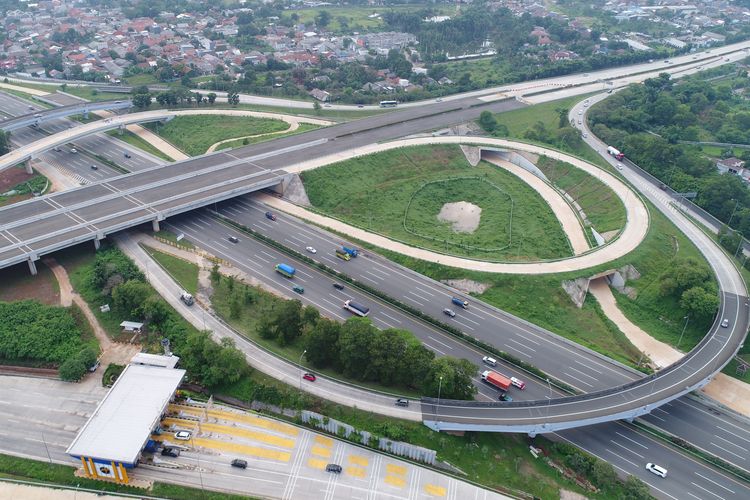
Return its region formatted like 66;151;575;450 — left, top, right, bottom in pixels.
66;362;185;465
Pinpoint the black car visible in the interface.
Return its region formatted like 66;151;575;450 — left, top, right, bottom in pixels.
228;236;239;243
231;459;248;469
326;464;343;473
332;283;345;290
395;398;409;407
161;447;180;457
124;152;132;158
90;164;98;170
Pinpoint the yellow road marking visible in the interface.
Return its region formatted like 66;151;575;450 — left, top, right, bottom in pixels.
308;458;327;469
385;475;406;488
192;437;290;462
161;417;198;430
348;455;368;467
170;405;298;436
199;421;295;449
314;435;333;447
386;464;406;476
424;484;447;497
310;445;331;458
346;466;367;478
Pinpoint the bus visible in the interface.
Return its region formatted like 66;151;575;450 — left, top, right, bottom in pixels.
379;100;398;108
343;300;370;317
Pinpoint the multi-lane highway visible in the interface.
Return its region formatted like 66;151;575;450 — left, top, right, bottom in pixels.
0;98;131;132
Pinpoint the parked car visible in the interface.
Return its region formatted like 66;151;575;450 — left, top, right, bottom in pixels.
395;398;409;407
646;463;668;478
443;308;456;317
305;246;317;254
174;430;192;440
88;360;100;372
231;459;248;469
332;283;345;290
228;236;239;243
721;318;729;328
293;285;305;294
325;464;343;473
303;373;316;382
161;447;180;457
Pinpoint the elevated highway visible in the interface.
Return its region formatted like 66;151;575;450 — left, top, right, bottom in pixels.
0;99;132;132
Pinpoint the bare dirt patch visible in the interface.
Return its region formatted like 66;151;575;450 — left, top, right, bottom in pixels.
0;166;33;191
442;278;491;294
0;262;60;305
437;201;482;233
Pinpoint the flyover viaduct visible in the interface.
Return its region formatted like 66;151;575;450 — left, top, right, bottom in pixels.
0;99;133;132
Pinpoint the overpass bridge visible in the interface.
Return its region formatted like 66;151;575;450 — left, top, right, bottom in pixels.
0;99;133;132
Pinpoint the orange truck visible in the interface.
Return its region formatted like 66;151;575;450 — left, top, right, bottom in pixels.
482;370;512;391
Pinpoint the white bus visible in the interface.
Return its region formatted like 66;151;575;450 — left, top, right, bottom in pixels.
343;299;370;317
379;100;398;108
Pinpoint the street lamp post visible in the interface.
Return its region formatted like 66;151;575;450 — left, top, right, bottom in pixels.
677;315;690;349
728;199;740;227
298;349;307;392
436;375;443;423
546;378;552;420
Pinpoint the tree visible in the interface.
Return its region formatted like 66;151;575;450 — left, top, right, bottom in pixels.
112;281;152;318
207;92;217;105
275;300;304;345
304;318;341;368
620;475;652;500
313;100;322;114
315;10;332;28
337;317;377;379
681;286;720;320
179;331;249;387
59;356;87;382
555;107;570;128
423;357;477;399
132;93;152;108
478;111;497;133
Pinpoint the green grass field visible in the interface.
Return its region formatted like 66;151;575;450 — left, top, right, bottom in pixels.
280;6;453;33
146;115;290;156
302;144;572;261
217;123;321;151
105;129;174;162
143;246;199;295
536;156;626;234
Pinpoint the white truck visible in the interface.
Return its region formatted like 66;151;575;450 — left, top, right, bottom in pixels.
179;290;194;306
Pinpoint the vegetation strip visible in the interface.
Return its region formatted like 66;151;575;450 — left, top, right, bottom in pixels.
210;210;578;395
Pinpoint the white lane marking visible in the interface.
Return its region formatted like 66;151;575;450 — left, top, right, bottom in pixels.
714;434;748;452
254;253;271;264
604;448;638;468
609;440;644;459
214;241;229;250
427;336;454;351
562;371;594;388
364;268;388;281
566;366;599;381
709;442;746;461
374;317;397;330
614;432;649;450
260;250;276;259
364;271;383;282
690;482;726;500
452;318;476;331
503;342;533;358
574;359;603;374
379;311;402;324
406;291;426;305
360;274;378;284
424;343;447;356
694;472;736;494
244;258;263;270
716;426;750;445
507;337;536;353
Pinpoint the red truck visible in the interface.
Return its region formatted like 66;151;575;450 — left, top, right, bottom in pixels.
481;370;512;391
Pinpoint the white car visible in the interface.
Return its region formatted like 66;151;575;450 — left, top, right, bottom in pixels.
174;430;192;440
510;376;526;390
578;110;583;115
482;356;497;367
721;318;729;328
305;246;317;254
646;463;667;478
583;132;588;138
617;163;623;170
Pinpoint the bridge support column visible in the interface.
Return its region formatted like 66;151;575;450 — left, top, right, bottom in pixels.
152;219;160;232
94;238;101;250
118;124;125;135
527;431;537;438
28;258;38;276
24;160;33;175
83;110;89;120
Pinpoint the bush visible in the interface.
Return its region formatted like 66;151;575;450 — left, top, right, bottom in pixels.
59;356;87;382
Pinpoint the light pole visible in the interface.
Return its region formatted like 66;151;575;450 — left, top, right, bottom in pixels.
728;199;740;227
298;349;307;392
677;315;690;349
436;375;443;422
546;378;552;419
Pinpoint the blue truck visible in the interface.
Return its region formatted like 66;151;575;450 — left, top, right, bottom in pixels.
275;263;296;278
342;246;358;257
451;297;469;309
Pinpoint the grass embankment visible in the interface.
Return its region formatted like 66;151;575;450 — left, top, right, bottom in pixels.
0;453;253;500
145;115;290;156
536;156;626;234
105;129;173;162
217;123;321;151
143;246;199;295
302;144;572;261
